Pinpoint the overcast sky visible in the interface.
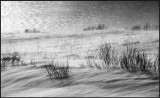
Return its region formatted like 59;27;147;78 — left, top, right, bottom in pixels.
1;1;159;33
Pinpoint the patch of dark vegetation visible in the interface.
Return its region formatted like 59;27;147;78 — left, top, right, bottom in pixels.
131;25;141;31
82;43;119;69
120;46;152;72
43;61;70;81
98;43;119;68
131;23;159;31
83;42;159;73
1;52;26;68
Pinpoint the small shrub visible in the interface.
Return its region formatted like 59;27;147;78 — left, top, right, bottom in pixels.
44;61;70;80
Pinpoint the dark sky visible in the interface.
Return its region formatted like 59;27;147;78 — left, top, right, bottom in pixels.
1;1;159;33
71;1;159;29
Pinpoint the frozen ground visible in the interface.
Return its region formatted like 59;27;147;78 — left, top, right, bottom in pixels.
1;67;159;97
1;29;159;97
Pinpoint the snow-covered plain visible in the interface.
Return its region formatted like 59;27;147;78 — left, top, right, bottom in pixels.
1;29;159;97
1;30;159;66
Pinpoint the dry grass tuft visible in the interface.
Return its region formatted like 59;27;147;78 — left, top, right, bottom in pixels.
44;61;70;80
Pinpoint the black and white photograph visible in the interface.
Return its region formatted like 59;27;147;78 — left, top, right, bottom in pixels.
1;1;159;97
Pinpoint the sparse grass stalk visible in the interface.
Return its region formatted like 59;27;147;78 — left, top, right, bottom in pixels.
98;43;119;68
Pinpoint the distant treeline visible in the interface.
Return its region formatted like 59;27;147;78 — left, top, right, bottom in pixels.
24;28;40;33
83;24;107;31
131;23;159;31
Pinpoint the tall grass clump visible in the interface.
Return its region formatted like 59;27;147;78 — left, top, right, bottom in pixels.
44;61;70;80
120;45;152;72
84;42;158;73
99;43;119;68
83;43;119;69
